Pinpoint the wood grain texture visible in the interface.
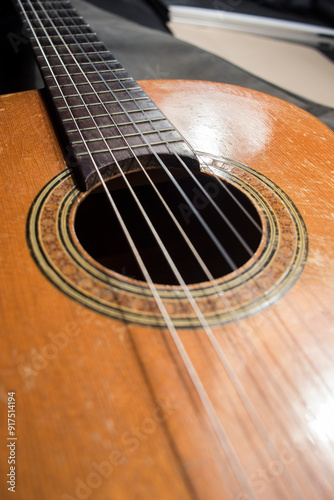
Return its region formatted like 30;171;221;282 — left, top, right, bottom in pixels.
0;81;334;500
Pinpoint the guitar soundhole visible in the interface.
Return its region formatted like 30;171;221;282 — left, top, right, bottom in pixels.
74;169;262;285
28;156;307;324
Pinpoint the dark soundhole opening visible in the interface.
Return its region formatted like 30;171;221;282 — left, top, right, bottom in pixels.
74;169;262;285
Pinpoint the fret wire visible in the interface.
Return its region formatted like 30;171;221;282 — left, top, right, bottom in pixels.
30;23;89;29
38;54;113;60
20;4;72;8
42;59;119;65
48;82;140;90
39;50;110;57
22;7;79;13
21;1;71;3
28;13;80;18
20;0;71;4
44;69;115;74
57;98;150;109
45;71;104;78
21;0;71;2
38;57;117;64
28;14;83;19
54;91;144;100
32;32;97;39
36;5;243;282
61;107;158;122
44;64;125;73
26;24;91;32
66;117;167;133
44;69;127;77
104;68;124;72
51;5;250;283
35;41;104;48
76;139;184;155
41;59;118;68
71;127;175;144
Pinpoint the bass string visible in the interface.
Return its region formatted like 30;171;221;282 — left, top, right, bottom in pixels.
23;0;313;497
208;167;262;232
50;0;334;481
51;3;268;277
19;1;262;498
176;154;334;456
27;4;289;499
182;154;334;394
173;149;334;408
47;6;320;500
28;0;316;496
56;0;331;362
41;0;330;448
42;6;302;440
175;155;334;403
49;8;256;266
52;0;334;425
171;113;334;392
37;0;283;429
31;0;308;478
42;4;279;322
169;123;334;400
37;0;334;492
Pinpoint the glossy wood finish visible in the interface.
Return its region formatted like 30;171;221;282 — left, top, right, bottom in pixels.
0;81;334;500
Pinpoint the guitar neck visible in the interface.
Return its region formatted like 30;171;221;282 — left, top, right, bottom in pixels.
14;0;198;189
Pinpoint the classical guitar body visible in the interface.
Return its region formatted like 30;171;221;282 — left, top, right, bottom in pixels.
0;14;334;498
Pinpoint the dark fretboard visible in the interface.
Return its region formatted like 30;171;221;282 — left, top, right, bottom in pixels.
15;0;199;189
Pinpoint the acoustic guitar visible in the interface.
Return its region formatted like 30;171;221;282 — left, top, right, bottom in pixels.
1;1;334;499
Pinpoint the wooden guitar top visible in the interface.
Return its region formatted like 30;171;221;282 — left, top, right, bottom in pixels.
0;80;333;500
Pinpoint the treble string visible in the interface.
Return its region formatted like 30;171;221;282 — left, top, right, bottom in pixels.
50;2;334;366
200;160;262;232
46;0;334;484
45;0;334;418
38;2;334;456
20;1;324;498
23;1;324;498
18;1;266;498
33;3;314;498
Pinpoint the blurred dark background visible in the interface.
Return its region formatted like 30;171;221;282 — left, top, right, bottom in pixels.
0;0;333;129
